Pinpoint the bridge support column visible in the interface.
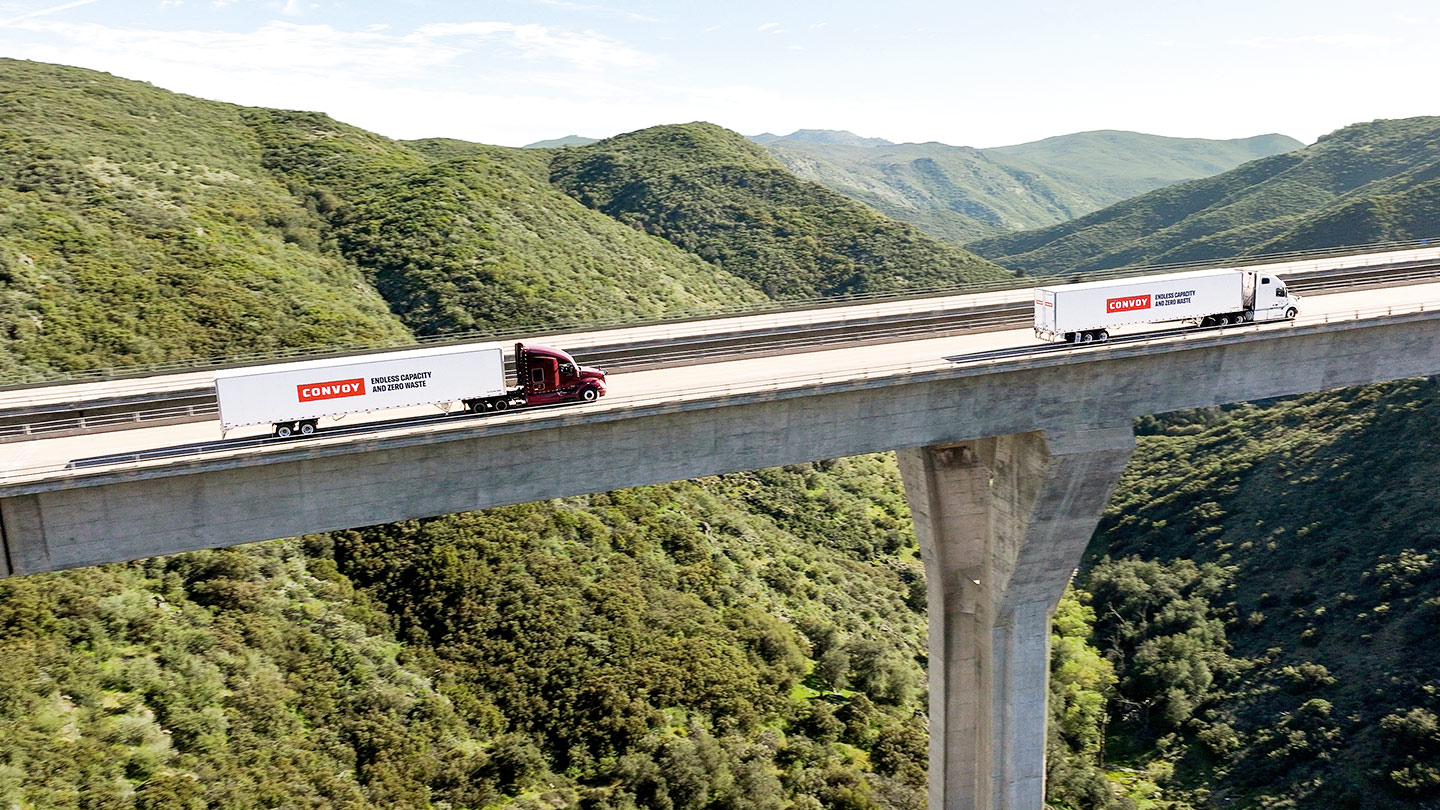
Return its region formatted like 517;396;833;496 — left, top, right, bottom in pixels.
898;425;1134;810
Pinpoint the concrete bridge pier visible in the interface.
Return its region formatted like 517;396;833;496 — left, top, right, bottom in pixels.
898;425;1135;810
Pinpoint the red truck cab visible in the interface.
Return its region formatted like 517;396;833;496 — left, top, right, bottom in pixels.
515;343;607;406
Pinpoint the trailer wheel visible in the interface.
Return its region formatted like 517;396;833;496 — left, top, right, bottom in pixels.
298;421;316;436
1080;332;1094;343
1096;330;1109;342
275;424;293;439
581;387;599;402
492;398;509;412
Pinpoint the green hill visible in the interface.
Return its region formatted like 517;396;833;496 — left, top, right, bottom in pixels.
550;123;1012;298
0;59;414;375
244;111;769;336
1081;379;1440;809
0;59;783;374
0;60;1037;810
969;117;1440;275
762;130;1302;244
960;117;1440;807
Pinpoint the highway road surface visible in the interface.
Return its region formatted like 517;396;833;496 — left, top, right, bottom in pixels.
2;277;1438;485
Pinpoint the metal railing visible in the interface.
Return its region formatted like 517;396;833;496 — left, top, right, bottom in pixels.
1;237;1436;390
5;254;1440;441
2;294;1436;486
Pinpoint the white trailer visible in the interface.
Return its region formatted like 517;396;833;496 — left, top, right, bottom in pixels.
215;343;507;436
1033;268;1300;343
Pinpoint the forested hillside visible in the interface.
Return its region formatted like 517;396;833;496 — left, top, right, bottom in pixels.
1073;379;1440;809
760;130;1300;244
550;123;1010;298
0;59;1008;377
983;116;1440;807
3;55;1437;810
970;117;1440;275
0;59;1038;810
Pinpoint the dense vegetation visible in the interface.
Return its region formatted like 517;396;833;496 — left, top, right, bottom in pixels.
761;130;1300;243
549;123;1011;298
1066;379;1440;808
3;55;1439;810
960;113;1440;807
0;60;413;375
0;59;1028;809
970;117;1440;275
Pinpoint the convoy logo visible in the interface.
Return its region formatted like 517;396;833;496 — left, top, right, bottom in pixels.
297;378;366;402
1106;294;1152;313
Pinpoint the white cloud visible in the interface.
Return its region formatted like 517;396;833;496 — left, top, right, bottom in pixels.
757;22;779;32
7;20;464;78
1229;34;1396;49
417;21;655;70
0;0;98;27
521;0;659;23
3;18;656;81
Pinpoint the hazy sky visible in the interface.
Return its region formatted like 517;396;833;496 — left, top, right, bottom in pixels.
0;0;1435;148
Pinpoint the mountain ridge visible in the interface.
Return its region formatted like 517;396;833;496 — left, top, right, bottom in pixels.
758;129;1303;244
968;117;1440;274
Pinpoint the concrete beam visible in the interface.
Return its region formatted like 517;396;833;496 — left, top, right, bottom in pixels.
898;426;1135;810
2;311;1439;576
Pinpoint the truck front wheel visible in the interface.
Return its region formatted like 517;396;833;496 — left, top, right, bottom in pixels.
581;387;599;402
1286;307;1298;320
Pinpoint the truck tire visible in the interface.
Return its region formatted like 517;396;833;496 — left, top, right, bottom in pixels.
1079;332;1094;343
275;424;293;438
1096;329;1109;342
492;398;509;412
581;387;599;402
1286;307;1298;320
299;421;316;436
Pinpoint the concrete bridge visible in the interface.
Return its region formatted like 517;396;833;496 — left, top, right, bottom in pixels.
2;255;1440;809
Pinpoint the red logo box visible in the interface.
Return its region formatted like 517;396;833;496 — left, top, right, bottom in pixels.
1106;294;1151;313
297;378;366;402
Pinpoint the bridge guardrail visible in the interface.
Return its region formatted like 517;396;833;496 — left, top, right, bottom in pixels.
1;239;1436;390
0;294;1436;486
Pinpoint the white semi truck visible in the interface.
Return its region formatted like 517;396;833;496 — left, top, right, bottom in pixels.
214;342;607;437
1033;267;1301;343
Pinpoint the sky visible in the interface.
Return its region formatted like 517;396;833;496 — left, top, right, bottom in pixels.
0;0;1435;148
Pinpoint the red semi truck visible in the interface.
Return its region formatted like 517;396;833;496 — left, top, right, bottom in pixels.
214;342;607;437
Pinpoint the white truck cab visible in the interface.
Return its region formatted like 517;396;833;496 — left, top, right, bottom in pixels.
1250;273;1302;322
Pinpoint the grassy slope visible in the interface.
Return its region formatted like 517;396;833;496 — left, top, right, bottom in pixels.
763;132;1302;245
969;117;1440;275
0;456;941;810
240;112;770;337
0;62;1055;810
1085;380;1440;809
550;123;1014;298
987;131;1302;201
0;59;413;377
